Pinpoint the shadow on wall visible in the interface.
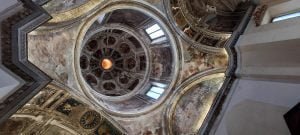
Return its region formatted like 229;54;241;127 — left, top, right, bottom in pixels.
225;100;290;135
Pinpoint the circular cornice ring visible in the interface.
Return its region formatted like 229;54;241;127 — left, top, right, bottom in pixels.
163;0;227;54
79;23;151;102
73;0;183;116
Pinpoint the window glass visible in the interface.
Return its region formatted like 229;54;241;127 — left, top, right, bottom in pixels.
146;82;167;99
150;86;164;94
149;30;165;39
146;24;160;34
273;12;300;22
145;24;166;40
146;91;161;99
152;82;167;88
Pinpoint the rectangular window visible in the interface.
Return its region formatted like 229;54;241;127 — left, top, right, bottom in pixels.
152;82;167;88
149;86;164;94
145;24;166;40
272;11;300;22
146;91;161;99
146;24;160;33
146;82;167;100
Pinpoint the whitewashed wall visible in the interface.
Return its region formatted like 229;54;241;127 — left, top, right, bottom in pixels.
212;1;300;135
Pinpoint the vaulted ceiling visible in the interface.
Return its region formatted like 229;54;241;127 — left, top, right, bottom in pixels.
0;0;254;134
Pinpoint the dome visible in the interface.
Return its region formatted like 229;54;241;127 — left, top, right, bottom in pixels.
75;5;181;115
164;0;250;53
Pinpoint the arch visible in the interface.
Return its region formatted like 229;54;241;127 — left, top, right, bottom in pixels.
165;68;226;134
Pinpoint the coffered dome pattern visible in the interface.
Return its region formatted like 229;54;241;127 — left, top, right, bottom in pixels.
0;0;258;134
80;28;148;97
75;6;181;115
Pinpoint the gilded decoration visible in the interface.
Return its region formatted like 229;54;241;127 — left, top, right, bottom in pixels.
1;0;253;134
80;111;102;129
0;84;125;134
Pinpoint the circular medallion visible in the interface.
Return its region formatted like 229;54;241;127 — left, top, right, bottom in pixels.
80;111;102;129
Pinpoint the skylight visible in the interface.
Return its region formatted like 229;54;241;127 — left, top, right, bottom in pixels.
146;90;161;99
149;30;164;39
272;12;300;22
152;82;167;88
146;82;167;100
146;24;160;33
146;86;164;99
145;24;166;40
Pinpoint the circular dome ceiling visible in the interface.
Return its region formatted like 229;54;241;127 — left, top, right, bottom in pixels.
75;3;181;115
164;0;250;52
80;28;148;97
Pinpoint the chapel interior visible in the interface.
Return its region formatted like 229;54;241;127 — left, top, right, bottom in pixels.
0;0;300;134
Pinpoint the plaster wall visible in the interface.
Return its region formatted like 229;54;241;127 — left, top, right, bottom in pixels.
0;0;18;13
258;0;289;6
0;68;23;102
213;3;300;134
268;0;300;16
255;0;298;14
213;79;300;135
236;16;300;81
